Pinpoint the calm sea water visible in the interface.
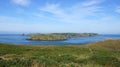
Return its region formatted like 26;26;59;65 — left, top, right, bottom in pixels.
0;34;120;45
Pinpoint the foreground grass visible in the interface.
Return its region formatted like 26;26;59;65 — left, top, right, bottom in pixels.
0;39;120;67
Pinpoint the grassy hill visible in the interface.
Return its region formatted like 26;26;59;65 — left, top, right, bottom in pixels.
27;34;68;41
0;39;120;67
27;33;98;41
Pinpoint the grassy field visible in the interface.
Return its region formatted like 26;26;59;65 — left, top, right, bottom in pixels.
0;39;120;67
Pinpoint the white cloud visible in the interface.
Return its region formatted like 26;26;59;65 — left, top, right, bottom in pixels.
116;7;120;13
0;16;30;24
39;3;65;17
11;0;31;6
82;0;101;6
0;16;70;33
38;0;103;23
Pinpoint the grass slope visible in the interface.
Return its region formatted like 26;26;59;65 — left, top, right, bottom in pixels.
0;39;120;67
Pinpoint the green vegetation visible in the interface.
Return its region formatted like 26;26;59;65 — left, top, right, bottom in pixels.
27;33;98;41
27;34;67;41
0;39;120;67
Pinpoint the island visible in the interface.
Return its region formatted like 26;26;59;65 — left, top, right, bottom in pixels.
27;33;98;41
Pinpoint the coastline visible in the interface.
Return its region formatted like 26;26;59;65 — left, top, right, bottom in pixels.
0;39;120;67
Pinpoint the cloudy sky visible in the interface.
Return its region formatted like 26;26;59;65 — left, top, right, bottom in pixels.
0;0;120;34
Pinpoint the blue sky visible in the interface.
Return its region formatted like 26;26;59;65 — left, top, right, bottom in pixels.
0;0;120;34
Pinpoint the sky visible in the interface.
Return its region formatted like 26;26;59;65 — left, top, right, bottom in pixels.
0;0;120;34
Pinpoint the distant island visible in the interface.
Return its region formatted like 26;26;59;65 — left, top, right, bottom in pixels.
27;33;98;41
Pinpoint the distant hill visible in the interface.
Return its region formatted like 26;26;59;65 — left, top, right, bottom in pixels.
27;33;98;41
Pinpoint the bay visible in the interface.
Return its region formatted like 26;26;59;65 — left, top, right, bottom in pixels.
0;34;120;45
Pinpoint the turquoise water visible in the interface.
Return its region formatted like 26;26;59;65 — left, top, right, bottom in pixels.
0;34;120;45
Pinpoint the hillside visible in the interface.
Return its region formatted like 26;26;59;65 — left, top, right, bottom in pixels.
0;39;120;67
27;33;98;41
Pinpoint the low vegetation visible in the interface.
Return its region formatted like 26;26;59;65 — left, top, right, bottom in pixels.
27;33;98;41
0;39;120;67
27;34;67;41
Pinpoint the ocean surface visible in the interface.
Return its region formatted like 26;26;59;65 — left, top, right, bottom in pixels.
0;34;120;45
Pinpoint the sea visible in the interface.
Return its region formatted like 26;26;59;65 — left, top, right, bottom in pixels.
0;34;120;45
